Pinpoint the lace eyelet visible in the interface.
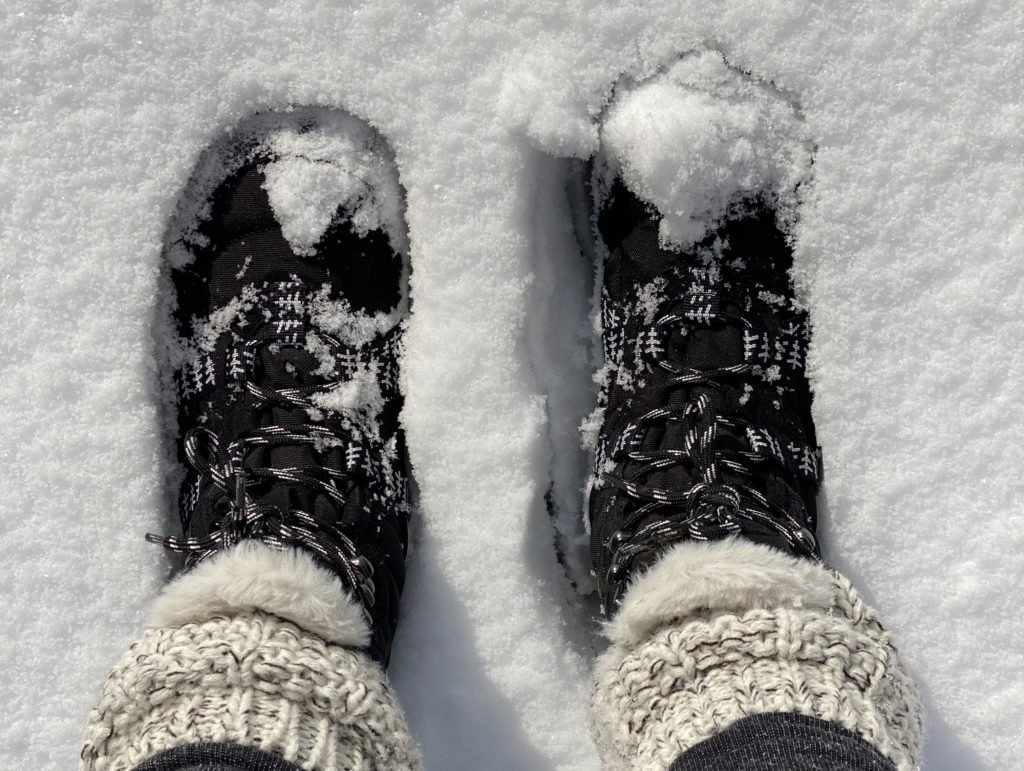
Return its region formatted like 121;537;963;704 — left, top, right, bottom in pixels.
607;562;629;582
794;527;817;551
360;576;376;607
349;555;377;607
351;554;375;577
603;564;630;618
605;530;629;552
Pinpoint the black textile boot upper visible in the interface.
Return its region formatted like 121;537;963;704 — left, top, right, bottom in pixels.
588;179;823;616
150;156;410;666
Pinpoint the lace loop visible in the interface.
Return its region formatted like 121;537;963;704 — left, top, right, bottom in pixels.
601;293;821;611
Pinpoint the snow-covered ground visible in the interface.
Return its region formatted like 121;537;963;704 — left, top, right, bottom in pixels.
2;0;1021;769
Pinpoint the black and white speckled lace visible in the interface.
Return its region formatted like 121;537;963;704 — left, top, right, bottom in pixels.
600;304;821;607
146;412;378;608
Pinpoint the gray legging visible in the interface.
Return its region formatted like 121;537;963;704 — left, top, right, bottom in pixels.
132;712;898;771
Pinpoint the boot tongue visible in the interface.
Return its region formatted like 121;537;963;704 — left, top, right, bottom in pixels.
619;218;680;280
604;216;680;298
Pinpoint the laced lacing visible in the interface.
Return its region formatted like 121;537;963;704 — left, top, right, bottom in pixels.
601;302;821;608
147;331;377;609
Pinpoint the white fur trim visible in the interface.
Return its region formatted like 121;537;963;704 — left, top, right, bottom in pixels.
149;541;371;648
607;538;834;648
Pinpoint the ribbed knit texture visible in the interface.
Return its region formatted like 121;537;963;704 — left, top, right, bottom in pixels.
592;567;924;771
81;612;423;771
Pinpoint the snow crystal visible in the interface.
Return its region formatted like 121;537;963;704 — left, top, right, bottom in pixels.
309;285;405;349
310;432;345;454
192;284;260;352
308;364;385;429
758;289;787;308
578;406;605;454
234;255;252;280
579;362;613;454
635;277;666;323
304;330;338;378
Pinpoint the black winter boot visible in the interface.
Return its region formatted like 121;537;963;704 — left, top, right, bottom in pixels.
584;68;922;771
149;119;411;666
586;175;823;617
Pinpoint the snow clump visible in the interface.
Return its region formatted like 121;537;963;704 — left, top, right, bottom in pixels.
601;50;812;249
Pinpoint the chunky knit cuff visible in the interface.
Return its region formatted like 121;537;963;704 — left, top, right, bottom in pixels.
81;612;422;771
591;540;924;771
82;545;421;771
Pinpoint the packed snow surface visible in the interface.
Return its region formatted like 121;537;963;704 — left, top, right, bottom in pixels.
1;1;1021;770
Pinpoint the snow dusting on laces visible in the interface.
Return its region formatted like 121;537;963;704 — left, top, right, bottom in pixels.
308;362;386;428
191;284;260;353
177;276;402;443
262;112;409;258
304;331;340;377
600;50;812;249
600;248;810;410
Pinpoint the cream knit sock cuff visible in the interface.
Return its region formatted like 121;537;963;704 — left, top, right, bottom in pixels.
81;545;422;771
591;540;925;771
